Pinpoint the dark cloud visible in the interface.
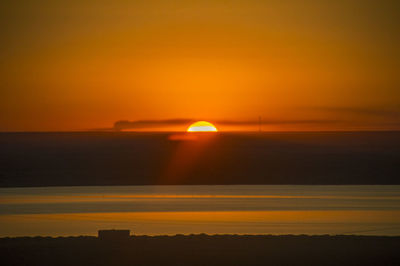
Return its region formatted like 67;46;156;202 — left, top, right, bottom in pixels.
112;118;338;131
216;119;338;126
308;106;400;118
114;119;195;131
103;107;400;131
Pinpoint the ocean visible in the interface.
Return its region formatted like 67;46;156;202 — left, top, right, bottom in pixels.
1;132;400;187
1;132;400;237
1;185;400;236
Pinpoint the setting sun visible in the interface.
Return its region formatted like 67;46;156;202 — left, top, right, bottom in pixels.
187;121;218;132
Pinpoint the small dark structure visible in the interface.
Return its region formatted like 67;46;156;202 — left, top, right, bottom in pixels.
98;229;130;241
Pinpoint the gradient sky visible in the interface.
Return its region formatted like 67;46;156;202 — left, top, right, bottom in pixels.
0;0;399;131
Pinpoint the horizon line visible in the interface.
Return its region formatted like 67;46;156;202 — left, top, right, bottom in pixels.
1;129;400;133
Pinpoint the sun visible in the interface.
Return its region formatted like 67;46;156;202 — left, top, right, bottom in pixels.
187;121;218;132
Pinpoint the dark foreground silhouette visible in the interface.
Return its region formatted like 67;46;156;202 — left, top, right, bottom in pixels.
1;235;400;266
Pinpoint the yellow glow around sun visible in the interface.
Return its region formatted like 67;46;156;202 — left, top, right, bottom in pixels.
187;121;218;132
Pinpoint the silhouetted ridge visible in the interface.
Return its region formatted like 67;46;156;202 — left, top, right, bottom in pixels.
1;235;399;266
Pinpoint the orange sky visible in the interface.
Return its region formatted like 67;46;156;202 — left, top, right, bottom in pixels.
0;1;399;131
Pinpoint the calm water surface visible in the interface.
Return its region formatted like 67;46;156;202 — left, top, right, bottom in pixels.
1;185;400;236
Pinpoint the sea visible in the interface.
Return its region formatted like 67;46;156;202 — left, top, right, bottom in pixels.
1;185;400;236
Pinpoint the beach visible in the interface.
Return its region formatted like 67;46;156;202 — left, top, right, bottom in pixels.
1;185;400;237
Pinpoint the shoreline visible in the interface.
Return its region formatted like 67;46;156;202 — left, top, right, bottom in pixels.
2;233;400;238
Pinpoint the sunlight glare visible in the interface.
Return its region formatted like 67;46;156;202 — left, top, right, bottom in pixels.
187;121;218;132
